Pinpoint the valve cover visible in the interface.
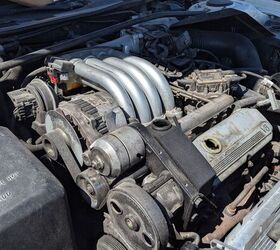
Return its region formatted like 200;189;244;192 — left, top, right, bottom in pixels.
193;109;273;182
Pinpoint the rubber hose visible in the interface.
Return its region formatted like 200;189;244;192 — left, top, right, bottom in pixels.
189;30;263;69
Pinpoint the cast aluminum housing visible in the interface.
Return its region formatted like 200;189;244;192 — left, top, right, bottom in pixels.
193;108;273;182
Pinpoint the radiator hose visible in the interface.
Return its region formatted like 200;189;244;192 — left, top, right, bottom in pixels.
189;30;263;69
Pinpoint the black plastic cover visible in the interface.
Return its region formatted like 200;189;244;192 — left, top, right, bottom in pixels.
0;127;75;250
148;121;215;195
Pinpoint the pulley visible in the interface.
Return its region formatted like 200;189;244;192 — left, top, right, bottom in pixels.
105;181;169;250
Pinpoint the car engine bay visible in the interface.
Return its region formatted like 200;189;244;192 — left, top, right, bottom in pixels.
1;0;280;249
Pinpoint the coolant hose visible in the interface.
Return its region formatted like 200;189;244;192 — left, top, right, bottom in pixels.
189;30;263;69
233;84;266;109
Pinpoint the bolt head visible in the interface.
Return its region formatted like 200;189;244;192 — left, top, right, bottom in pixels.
92;156;104;170
125;216;139;231
86;183;95;196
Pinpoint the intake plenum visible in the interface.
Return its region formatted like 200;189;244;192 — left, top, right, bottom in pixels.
104;57;163;118
71;56;175;123
84;57;152;123
72;59;136;119
124;56;175;112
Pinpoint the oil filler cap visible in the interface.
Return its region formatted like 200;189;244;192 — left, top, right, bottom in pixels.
206;0;233;7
